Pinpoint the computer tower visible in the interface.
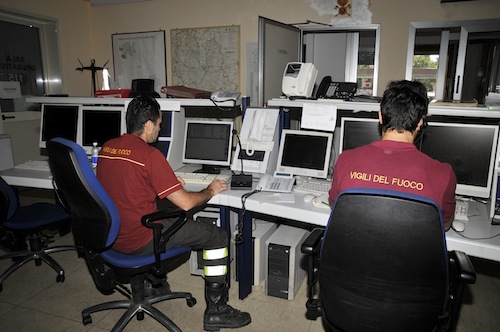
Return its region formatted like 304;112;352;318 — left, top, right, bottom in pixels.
252;220;278;286
266;225;309;300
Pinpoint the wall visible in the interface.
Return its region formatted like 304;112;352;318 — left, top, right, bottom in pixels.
1;0;500;97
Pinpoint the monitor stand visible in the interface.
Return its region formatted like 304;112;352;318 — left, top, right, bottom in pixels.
194;165;221;174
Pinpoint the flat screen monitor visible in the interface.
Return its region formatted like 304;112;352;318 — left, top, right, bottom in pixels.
275;129;333;179
78;107;125;154
39;104;80;148
182;120;234;173
419;121;499;199
339;117;381;154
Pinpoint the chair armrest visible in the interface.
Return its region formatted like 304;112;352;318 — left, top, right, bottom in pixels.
141;210;188;270
449;250;476;284
301;228;324;255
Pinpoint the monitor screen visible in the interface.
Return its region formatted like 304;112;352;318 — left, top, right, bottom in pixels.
275;129;333;179
182;120;234;173
79;107;125;154
39;104;80;148
419;121;499;199
339;117;381;154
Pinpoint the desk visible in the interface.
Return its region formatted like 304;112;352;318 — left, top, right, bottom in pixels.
3;169;500;300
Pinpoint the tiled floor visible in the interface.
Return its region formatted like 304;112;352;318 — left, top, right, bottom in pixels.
1;189;499;331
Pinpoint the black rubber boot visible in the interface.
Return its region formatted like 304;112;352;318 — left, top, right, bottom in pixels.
203;282;251;331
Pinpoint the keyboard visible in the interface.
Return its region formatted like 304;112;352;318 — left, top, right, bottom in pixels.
455;200;469;222
175;172;231;185
293;178;331;195
14;159;50;171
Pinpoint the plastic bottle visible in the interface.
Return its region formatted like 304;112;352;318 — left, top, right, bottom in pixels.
91;142;99;168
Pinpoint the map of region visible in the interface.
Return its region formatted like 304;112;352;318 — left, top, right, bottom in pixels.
171;26;240;92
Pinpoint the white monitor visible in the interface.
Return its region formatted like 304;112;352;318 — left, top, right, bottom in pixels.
339;117;381;154
39;104;80;148
419;121;499;199
182;120;234;173
77;106;126;155
275;129;333;179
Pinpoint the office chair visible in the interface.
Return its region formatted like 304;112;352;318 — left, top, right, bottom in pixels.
0;177;74;292
46;137;196;332
301;188;476;332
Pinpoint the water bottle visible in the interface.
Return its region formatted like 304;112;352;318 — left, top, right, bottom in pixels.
91;142;99;168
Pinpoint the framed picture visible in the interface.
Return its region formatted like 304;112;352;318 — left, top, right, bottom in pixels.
112;30;166;94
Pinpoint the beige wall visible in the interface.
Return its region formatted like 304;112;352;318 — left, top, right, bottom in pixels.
2;0;500;97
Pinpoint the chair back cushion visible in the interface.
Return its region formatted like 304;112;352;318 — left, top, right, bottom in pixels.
0;176;18;222
320;188;448;332
47;137;120;252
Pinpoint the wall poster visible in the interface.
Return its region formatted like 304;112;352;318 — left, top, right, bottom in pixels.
112;30;166;94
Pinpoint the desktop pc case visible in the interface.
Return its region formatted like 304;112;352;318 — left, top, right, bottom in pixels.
266;225;309;300
252;220;278;286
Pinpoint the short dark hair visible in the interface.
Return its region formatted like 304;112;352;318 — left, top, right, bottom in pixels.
126;96;161;135
380;80;428;134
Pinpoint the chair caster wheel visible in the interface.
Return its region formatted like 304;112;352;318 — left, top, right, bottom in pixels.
56;274;65;283
187;297;197;307
83;315;92;325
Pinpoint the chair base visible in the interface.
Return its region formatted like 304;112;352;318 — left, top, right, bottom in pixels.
0;245;75;292
82;291;196;332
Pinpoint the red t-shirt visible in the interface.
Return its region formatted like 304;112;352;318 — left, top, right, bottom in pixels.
329;140;457;222
96;134;182;253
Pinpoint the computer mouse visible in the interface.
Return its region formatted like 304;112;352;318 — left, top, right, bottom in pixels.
303;194;316;203
453;220;466;232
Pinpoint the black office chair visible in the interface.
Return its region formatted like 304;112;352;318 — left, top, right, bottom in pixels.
0;176;74;292
301;188;476;332
46;137;196;332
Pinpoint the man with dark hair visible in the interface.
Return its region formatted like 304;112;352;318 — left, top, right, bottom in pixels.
97;96;251;331
328;80;456;230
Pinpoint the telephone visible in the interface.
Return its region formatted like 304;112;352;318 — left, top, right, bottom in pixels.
316;76;357;100
256;172;295;193
239;108;278;155
211;90;241;102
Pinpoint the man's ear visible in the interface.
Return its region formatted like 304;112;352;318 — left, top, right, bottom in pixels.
416;118;424;131
378;111;383;124
144;119;153;133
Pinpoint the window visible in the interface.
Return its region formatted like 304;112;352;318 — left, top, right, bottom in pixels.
407;19;500;104
0;8;62;111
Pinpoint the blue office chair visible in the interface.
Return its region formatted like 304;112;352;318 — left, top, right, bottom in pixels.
46;137;196;332
0;176;74;292
301;188;476;332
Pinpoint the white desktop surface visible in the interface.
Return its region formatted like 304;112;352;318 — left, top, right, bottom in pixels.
2;167;500;263
267;97;500;118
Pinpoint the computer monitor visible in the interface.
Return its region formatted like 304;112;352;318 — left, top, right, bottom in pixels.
339;117;381;154
78;106;125;154
39;104;80;148
275;129;333;179
419;121;499;199
182;120;234;173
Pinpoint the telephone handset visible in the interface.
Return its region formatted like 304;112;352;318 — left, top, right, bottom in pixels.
256;172;295;193
249;111;266;141
316;76;357;100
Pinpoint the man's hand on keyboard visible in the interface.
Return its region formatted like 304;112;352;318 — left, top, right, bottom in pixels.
176;176;186;186
207;179;228;196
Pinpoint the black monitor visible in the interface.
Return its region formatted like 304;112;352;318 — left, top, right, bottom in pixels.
339;117;381;153
39;104;80;148
80;107;124;154
275;129;333;179
182;120;234;173
419;121;499;199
